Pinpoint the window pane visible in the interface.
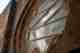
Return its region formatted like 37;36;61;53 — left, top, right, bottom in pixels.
0;0;11;14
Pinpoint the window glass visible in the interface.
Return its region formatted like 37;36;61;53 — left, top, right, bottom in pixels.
0;0;11;14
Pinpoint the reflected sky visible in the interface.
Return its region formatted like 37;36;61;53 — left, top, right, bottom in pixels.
0;0;11;14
